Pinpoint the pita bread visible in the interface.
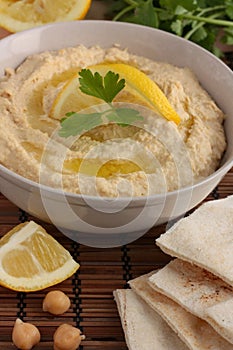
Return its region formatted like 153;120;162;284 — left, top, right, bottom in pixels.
205;298;233;345
129;273;233;350
149;259;233;344
156;195;233;286
114;289;188;350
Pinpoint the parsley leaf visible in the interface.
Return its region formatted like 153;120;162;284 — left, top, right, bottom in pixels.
171;19;183;35
79;69;125;103
191;26;208;42
59;107;144;138
59;111;103;138
106;108;144;126
131;0;159;28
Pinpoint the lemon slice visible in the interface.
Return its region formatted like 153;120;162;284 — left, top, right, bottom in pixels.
0;221;79;292
0;0;91;32
50;63;181;124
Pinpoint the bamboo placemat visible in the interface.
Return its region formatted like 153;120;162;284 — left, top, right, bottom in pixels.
0;168;232;349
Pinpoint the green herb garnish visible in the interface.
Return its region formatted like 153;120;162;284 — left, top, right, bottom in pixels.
58;69;143;138
106;0;233;57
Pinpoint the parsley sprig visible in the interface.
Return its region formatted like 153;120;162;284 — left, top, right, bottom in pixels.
106;0;233;57
58;69;143;138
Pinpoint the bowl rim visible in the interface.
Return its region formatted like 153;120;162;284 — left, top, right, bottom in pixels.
1;19;232;69
0;20;232;203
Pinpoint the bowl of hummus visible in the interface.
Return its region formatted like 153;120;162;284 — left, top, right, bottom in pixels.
0;20;232;247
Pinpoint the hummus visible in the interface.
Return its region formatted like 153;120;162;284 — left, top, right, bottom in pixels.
0;45;226;197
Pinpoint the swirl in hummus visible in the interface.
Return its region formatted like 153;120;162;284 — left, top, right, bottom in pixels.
0;45;226;197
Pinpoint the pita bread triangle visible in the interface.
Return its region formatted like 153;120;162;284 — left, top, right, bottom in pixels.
114;288;188;350
156;195;233;286
149;258;233;344
129;273;233;350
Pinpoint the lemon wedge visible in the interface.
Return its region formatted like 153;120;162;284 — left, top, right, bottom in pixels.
0;221;79;292
50;73;101;121
50;63;181;125
0;0;91;32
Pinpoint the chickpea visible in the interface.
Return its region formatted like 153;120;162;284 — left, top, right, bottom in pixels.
43;290;71;315
53;323;85;350
12;318;40;350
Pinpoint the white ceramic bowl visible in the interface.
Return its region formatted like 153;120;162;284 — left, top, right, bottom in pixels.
0;21;233;247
